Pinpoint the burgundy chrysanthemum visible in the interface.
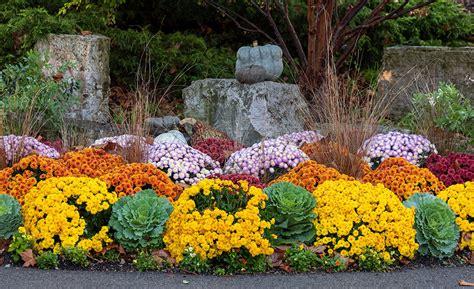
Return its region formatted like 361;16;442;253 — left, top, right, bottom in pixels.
425;152;474;186
192;138;244;165
207;173;267;189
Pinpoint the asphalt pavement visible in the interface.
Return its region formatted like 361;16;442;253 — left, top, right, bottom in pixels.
0;266;472;289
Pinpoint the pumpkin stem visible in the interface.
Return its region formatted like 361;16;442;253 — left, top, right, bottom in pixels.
252;40;258;47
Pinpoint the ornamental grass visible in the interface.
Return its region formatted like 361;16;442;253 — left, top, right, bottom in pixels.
23;177;117;253
438;182;474;251
99;163;181;200
270;160;353;192
163;178;274;262
425;153;474;186
362;157;445;200
60;148;125;178
0;155;71;204
312;180;419;262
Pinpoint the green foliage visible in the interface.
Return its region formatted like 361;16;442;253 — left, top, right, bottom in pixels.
179;247;211;273
317;254;346;272
0;51;79;137
133;250;158;271
36;251;59;269
262;182;317;245
285;246;318;272
403;193;459;259
109;189;173;251
0;194;22;240
103;249;121;263
399;82;474;139
59;0;126;25
62;247;90;267
213;249;269;274
7;229;33;263
357;247;391;272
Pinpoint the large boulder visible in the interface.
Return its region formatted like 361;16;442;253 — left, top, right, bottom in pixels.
378;46;474;119
183;79;310;146
35;34;110;123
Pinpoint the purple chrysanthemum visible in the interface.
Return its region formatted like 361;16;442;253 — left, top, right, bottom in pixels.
1;135;60;163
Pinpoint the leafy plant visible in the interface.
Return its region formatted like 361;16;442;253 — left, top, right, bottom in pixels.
179;247;211;273
103;248;121;263
62;247;90;267
7;228;33;263
109;189;173;251
403;193;459;259
36;251;59;269
262;182;317;245
0;194;22;240
285;245;318;272
357;247;392;272
317;254;346;272
133;250;158;271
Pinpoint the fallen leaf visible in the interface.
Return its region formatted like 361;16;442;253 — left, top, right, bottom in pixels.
151;249;176;266
279;263;292;273
304;245;326;254
459;280;474;287
469;251;474;265
20;249;36;268
381;70;393;82
81;31;93;36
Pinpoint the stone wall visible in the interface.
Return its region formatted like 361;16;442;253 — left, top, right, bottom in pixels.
35;34;111;123
378;46;474;119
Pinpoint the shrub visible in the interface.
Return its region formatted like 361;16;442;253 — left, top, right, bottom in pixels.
425;153;474;186
0;155;70;204
147;142;222;185
270;160;353;192
224;139;309;183
437;182;474;251
362;157;445;200
23;177;117;253
262;182;317;245
133;250;159;272
192;138;244;165
60;148;125;178
163;179;273;262
207;173;266;189
313;180;418;262
109;189;173;251
403;193;459;259
100;163;180;200
361;131;437;169
36;251;59;270
62;247;90;267
0;194;22;240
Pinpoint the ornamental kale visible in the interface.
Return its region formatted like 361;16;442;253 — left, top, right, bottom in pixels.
0;194;22;240
403;193;459;259
262;182;317;245
109;189;173;251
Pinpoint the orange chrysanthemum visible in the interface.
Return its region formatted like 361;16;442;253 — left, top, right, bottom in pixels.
60;148;125;178
100;163;181;200
362;157;445;200
270;160;353;192
0;155;71;204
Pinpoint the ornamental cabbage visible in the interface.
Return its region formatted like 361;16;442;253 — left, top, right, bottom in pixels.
403;193;459;259
109;189;173;251
0;194;22;240
263;182;317;245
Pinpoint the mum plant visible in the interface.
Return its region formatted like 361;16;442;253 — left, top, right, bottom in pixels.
312;180;418;264
262;182;317;245
362;157;445;200
361;131;437;169
1;135;60;165
100;163;181;200
403;193;459;259
147;142;221;185
437;182;474;251
109;189;173;251
192;138;244;165
208;173;267;189
275;131;323;147
0;194;22;240
163;179;274;262
23;177;117;253
425;153;474;186
60;148;125;178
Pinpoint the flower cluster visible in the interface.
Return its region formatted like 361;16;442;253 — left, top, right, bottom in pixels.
1;135;60;164
92;134;148;149
100;163;181;199
23;177;117;253
163;178;274;262
437;182;474;250
270;160;353;192
190;121;229;145
313;180;418;261
361;131;437;169
0;156;70;204
147;142;222;185
362;158;445;200
207;173;267;189
192;138;244;165
425;153;474;186
224;139;309;182
60;148;125;177
275;131;323;147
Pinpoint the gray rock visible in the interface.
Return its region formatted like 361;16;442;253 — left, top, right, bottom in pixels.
183;79;310;146
378;46;474;119
145;116;180;136
35;34;111;123
154;130;187;144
